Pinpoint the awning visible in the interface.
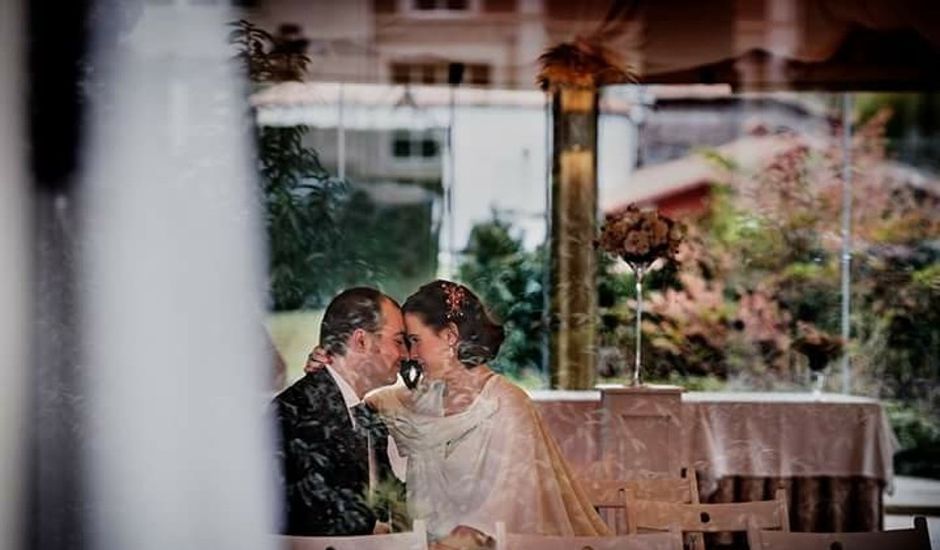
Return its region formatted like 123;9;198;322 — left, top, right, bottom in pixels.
251;82;547;129
554;0;940;89
249;82;651;128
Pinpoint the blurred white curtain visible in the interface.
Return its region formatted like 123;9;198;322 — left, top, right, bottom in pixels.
0;0;28;548
80;3;275;550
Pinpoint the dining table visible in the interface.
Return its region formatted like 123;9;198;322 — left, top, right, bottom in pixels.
530;387;898;533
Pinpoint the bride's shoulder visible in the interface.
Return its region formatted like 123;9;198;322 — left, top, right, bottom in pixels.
488;374;535;407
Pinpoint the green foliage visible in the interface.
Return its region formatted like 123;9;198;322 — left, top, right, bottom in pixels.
231;21;368;310
649;112;940;474
457;217;547;377
234;19;440;309
341;188;439;302
457;215;649;379
886;401;940;478
853;243;940;405
371;476;410;533
601;110;939;408
259;125;369;309
856;92;940;171
912;263;940;290
229;20;311;83
887;402;940;451
457;104;940;476
775;262;842;333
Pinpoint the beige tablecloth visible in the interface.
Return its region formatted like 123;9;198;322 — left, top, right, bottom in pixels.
531;390;899;533
681;392;898;492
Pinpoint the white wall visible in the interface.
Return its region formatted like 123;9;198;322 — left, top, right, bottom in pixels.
452;105;548;252
452;105;636;255
598;112;638;200
258;83;638;259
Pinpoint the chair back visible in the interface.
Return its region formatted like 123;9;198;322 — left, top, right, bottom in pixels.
494;521;683;550
580;468;699;533
747;516;931;550
581;475;698;507
284;520;429;550
625;488;790;536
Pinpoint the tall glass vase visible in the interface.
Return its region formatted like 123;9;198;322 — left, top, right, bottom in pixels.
809;356;828;397
631;263;647;387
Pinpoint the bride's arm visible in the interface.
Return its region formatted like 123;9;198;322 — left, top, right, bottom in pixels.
363;383;407;415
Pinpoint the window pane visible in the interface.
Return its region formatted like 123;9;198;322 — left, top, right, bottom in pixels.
446;0;469;9
421;139;439;157
390;63;411;84
468;63;491;85
421;64;437;84
414;0;437;10
392;132;412;157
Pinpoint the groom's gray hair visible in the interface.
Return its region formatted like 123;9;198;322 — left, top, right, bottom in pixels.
320;287;398;356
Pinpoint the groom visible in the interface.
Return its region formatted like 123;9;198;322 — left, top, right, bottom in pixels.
273;287;407;536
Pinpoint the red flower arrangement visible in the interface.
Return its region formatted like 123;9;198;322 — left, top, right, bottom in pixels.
597;205;684;386
598;205;684;268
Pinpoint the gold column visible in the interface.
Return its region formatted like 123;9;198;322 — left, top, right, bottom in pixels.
539;39;630;389
549;87;598;389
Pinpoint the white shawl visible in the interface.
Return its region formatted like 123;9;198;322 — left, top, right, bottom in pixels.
367;375;608;539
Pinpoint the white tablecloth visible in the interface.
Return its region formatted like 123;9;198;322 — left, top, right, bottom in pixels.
682;392;898;491
530;390;898;490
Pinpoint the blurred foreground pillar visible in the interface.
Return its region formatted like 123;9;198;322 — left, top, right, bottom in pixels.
28;0;91;547
80;4;274;549
0;1;29;548
540;40;630;389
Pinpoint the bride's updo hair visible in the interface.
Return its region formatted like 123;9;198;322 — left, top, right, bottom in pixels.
403;280;505;367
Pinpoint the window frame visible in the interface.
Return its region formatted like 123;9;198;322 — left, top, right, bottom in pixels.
399;0;481;19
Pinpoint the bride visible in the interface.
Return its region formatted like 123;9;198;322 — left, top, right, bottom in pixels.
362;280;608;539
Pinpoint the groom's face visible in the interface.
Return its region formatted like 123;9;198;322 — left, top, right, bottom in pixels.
365;299;407;387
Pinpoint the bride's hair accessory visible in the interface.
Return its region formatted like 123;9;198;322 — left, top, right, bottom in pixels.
403;280;505;368
442;282;466;320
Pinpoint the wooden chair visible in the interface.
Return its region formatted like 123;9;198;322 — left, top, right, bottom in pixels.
747;515;931;550
494;521;684;550
579;468;700;534
284;519;429;550
625;488;790;550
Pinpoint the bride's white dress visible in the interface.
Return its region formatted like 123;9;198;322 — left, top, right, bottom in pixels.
367;374;608;538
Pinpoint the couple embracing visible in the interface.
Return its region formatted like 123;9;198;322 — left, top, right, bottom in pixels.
273;280;608;543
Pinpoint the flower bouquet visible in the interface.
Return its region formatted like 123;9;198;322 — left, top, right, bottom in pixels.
598;205;683;386
793;321;844;394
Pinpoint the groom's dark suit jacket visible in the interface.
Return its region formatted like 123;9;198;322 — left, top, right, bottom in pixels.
273;369;400;536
